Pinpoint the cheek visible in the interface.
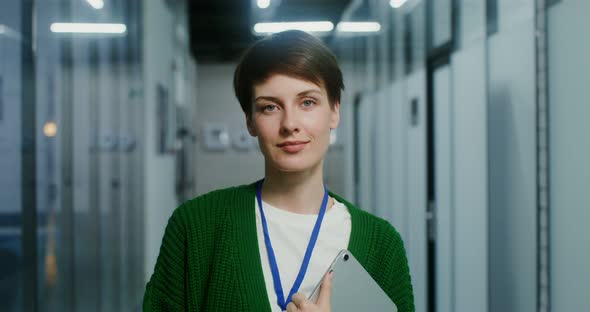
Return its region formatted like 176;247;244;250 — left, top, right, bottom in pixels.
306;113;332;137
253;119;277;142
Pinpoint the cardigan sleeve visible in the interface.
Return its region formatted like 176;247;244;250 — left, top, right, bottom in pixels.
143;207;190;312
378;221;416;312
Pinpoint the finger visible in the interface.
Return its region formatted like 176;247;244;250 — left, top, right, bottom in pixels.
286;301;298;312
291;293;310;310
316;271;334;308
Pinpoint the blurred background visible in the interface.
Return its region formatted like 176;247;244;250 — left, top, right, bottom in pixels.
1;0;588;311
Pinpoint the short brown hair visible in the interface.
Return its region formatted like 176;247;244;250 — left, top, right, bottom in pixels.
233;30;344;117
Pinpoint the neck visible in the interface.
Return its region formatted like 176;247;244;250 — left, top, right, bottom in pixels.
261;161;332;215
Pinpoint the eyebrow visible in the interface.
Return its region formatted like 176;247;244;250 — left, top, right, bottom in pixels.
297;89;322;97
254;96;282;104
254;89;322;103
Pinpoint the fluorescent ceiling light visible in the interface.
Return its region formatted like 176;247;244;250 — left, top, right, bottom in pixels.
390;0;407;9
50;23;127;34
254;21;334;34
336;22;381;33
86;0;104;9
257;0;271;9
0;24;21;39
43;122;58;137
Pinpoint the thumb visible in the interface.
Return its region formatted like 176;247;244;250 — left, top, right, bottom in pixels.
316;271;333;309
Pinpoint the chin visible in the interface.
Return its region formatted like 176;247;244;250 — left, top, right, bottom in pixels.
270;156;321;173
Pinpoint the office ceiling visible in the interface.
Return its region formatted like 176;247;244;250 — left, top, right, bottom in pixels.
188;0;353;62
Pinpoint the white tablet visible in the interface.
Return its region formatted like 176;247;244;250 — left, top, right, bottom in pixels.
308;249;398;312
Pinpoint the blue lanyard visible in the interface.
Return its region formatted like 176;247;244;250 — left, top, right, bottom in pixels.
256;179;329;311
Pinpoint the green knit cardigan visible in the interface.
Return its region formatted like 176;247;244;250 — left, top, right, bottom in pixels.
143;182;415;311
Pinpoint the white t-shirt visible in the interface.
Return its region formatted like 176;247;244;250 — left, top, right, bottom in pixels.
255;197;352;311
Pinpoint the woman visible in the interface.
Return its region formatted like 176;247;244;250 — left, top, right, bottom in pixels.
143;30;415;312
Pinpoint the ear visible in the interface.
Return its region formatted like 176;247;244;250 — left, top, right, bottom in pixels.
246;114;258;137
329;101;340;129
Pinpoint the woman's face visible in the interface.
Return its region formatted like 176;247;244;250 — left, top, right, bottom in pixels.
247;74;340;174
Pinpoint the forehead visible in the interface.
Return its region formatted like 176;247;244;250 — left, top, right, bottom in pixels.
254;74;326;97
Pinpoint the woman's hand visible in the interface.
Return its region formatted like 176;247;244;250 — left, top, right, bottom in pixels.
286;271;334;312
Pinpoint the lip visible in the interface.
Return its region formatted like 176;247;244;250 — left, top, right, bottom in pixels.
277;140;309;153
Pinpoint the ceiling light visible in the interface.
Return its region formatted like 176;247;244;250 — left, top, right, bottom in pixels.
50;23;127;34
390;0;407;9
254;22;334;34
0;24;22;40
43;122;58;137
336;22;381;33
257;0;271;9
86;0;104;10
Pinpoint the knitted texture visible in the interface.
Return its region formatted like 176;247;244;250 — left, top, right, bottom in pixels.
143;182;415;311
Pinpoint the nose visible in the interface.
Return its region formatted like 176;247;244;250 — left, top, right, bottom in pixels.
279;108;300;136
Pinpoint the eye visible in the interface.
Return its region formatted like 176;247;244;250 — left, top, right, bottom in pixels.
263;104;277;112
302;99;315;108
